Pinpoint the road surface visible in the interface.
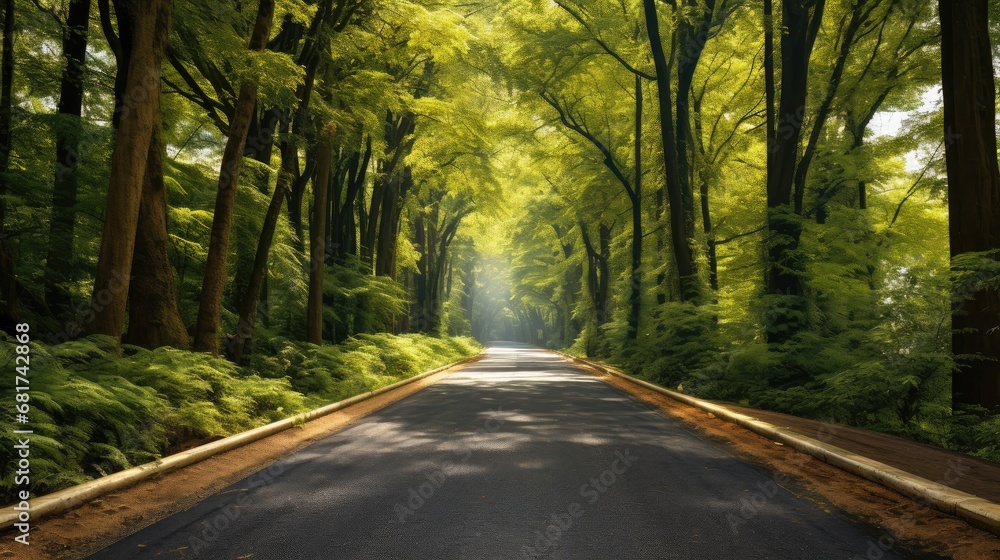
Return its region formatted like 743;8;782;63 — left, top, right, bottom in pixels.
92;343;927;559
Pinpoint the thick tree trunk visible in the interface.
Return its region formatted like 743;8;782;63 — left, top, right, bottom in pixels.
940;0;1000;409
86;0;173;339
124;121;189;348
45;0;92;314
676;0;716;237
375;167;412;278
643;0;699;302
763;0;824;343
193;0;274;353
307;125;335;344
0;0;15;324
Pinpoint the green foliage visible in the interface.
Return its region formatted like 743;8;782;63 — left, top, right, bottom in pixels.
1;332;478;501
949;406;1000;463
324;256;409;341
247;332;481;403
611;303;722;388
0;335;169;499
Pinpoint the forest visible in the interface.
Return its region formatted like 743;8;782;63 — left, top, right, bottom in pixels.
1;0;999;498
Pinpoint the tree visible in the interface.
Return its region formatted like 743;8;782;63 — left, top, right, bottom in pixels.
86;0;174;339
643;0;701;303
193;0;275;353
0;0;15;325
307;123;335;343
762;0;825;343
940;0;1000;408
45;0;92;315
124;121;189;348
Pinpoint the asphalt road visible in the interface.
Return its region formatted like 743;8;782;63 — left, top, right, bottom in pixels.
92;343;926;560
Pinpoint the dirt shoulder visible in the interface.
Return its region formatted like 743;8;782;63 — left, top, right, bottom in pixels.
0;356;480;560
586;365;1000;560
723;403;1000;504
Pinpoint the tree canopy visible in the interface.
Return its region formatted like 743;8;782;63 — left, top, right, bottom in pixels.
1;0;999;474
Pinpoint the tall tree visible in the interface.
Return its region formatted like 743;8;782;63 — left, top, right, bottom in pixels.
0;0;15;324
940;0;1000;408
762;0;825;343
542;89;643;338
85;0;174;339
643;0;700;303
307;124;335;344
124;121;189;348
45;0;92;314
193;0;275;353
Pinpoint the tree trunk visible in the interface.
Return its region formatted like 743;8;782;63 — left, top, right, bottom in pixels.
125;121;189;348
307;125;335;344
940;0;1000;409
693;97;719;292
0;0;15;324
643;0;699;302
413;212;429;330
102;0;134;129
580;222;611;327
193;0;274;353
86;0;173;339
361;162;384;268
287;177;305;249
45;0;92;314
337;138;370;259
375;166;412;278
792;0;871;215
628;73;642;338
676;0;716;237
375;175;399;277
229;174;287;362
763;0;825;343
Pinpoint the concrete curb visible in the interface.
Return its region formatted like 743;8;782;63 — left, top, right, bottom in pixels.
556;351;1000;538
0;351;483;530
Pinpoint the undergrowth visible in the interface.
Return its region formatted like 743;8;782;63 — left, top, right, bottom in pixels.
0;333;480;501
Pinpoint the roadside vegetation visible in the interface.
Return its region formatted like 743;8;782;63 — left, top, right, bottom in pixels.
0;333;479;499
